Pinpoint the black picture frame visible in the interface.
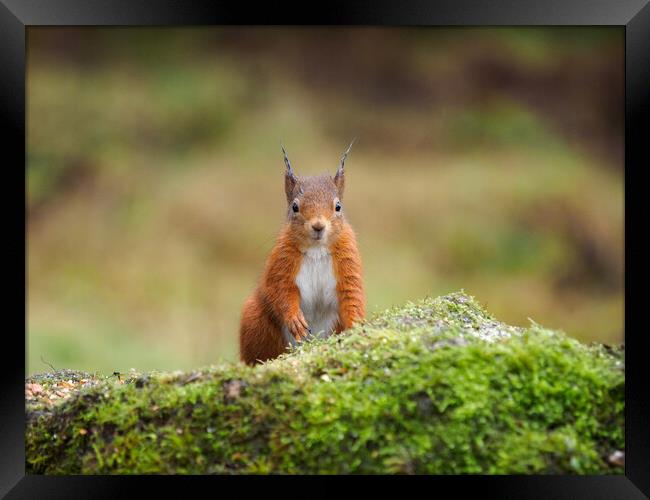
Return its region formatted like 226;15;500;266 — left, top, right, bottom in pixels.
2;1;649;498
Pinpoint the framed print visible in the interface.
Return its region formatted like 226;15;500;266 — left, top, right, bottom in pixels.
2;0;649;498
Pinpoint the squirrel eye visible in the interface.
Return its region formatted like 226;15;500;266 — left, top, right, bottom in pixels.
335;201;341;212
292;202;299;213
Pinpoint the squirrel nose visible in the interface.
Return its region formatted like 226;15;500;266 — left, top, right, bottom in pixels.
312;222;325;232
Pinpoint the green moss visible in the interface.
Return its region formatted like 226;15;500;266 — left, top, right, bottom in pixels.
26;292;624;474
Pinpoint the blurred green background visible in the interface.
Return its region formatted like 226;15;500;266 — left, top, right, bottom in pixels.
26;27;624;376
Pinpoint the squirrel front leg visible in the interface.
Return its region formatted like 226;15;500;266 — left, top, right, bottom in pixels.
281;286;310;341
336;271;365;331
333;227;366;331
262;239;310;341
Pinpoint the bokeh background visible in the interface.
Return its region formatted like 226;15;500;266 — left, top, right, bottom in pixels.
27;27;624;376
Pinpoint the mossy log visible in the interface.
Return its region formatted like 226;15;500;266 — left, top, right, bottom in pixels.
26;292;624;474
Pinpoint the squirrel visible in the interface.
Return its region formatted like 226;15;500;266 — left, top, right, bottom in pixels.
239;142;366;365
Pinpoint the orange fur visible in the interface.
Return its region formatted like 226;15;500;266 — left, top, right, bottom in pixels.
239;160;365;365
332;224;365;331
239;227;305;364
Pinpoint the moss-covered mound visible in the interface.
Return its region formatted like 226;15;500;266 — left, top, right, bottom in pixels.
26;292;624;474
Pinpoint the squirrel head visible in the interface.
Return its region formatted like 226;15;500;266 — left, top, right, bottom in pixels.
282;141;354;249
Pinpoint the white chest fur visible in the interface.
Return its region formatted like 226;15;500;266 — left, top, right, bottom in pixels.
283;246;339;347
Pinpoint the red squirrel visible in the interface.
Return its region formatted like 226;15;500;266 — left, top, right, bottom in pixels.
239;142;365;365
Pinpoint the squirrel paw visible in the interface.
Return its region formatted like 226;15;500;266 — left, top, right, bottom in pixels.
287;313;310;341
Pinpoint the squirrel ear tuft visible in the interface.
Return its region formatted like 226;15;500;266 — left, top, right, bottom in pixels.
282;144;297;202
334;139;354;196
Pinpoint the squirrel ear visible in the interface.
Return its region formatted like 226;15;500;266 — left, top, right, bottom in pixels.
285;172;297;203
334;139;354;196
333;167;344;197
282;144;298;203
